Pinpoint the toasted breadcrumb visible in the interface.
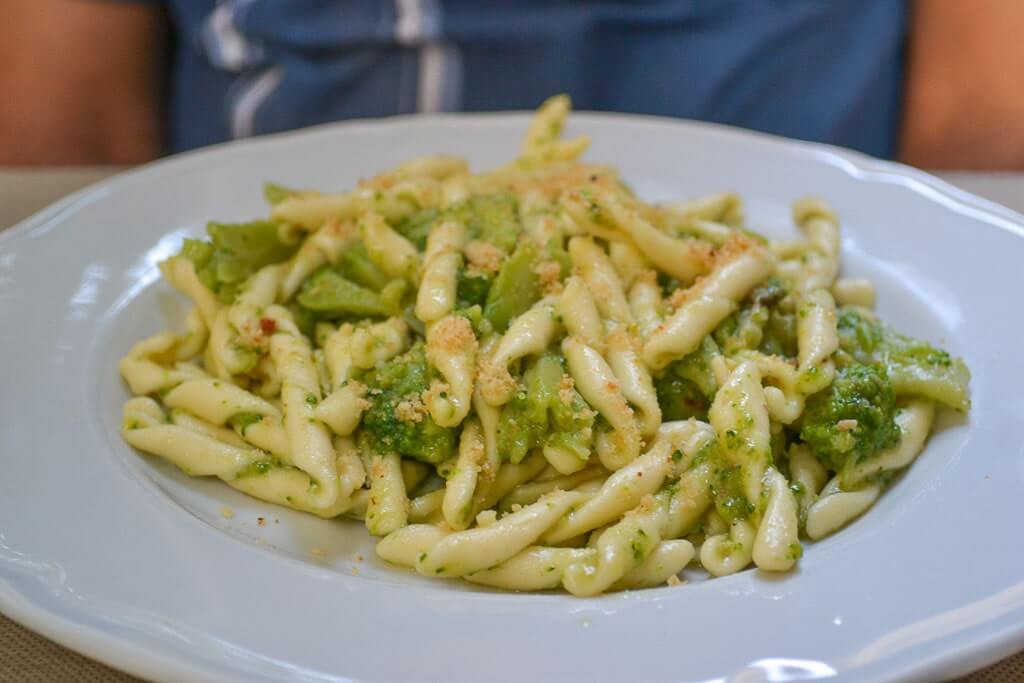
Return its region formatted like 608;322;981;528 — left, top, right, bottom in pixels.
534;260;564;295
465;240;505;277
666;575;683;587
396;394;428;423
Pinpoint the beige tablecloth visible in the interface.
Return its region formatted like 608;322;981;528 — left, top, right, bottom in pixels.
0;167;1021;682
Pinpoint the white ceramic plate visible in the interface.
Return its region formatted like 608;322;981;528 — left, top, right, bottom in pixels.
2;113;1024;683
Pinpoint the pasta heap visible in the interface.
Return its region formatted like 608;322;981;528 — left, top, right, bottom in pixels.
120;96;971;594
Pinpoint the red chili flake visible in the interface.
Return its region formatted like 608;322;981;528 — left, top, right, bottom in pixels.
259;318;277;335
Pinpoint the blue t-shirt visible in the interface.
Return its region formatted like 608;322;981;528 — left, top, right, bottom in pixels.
143;1;907;157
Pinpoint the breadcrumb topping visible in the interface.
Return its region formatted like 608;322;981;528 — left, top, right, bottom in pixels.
465;240;505;277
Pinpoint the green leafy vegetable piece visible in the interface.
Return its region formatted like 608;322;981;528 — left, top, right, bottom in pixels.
178;220;297;303
207;220;295;268
297;269;392;317
335;241;392;291
483;240;540;332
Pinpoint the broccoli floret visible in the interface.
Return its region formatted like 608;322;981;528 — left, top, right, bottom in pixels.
800;361;899;471
496;353;594;464
360;344;457;464
837;308;971;411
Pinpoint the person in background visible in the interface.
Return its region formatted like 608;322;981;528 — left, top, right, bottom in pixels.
1;0;1021;169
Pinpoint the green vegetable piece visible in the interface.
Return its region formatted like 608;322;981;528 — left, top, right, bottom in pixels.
208;220;295;269
655;337;721;421
456;268;491;309
484;240;540;332
263;182;302;205
446;193;522;253
335;241;392;291
837;308;971;411
177;220;297;304
496;354;594;464
394;208;439;251
714;279;787;355
800;361;900;472
361;344;457;464
297;269;391;317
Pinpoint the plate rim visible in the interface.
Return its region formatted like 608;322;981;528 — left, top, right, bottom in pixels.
2;110;1024;683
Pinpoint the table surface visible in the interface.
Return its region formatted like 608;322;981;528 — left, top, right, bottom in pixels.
0;167;1021;683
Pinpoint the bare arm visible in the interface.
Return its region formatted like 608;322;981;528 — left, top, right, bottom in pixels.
900;0;1024;169
0;0;165;165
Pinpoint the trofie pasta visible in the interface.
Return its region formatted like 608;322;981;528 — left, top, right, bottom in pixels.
120;95;972;594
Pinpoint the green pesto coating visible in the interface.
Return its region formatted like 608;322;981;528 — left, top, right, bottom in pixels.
800;360;899;472
837;308;971;411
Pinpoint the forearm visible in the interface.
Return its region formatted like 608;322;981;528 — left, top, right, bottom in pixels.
899;0;1024;170
0;0;164;165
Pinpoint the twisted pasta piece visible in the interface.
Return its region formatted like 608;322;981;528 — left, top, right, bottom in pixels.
442;419;487;530
424;315;478;427
118;312;207;395
349;318;409;370
559;276;605;352
365;450;409;536
562;335;642;470
795;288;838;394
412;490;587;577
478;297;559;406
590;190;712;284
519;94;590;165
542;441;673;544
159;257;220;328
280;218;359;300
416;219;466;323
643;235;773;369
791;197;840;292
568;236;635;330
751;467;801;571
628;271;663;339
606;330;661;438
360;210;421;282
